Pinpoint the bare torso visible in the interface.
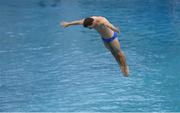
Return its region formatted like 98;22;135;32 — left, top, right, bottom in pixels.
91;16;114;38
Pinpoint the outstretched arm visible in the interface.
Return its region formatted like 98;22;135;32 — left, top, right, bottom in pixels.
60;19;84;28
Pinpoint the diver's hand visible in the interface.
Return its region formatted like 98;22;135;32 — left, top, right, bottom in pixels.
60;21;70;28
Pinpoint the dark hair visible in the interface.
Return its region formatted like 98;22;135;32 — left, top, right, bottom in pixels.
83;17;94;27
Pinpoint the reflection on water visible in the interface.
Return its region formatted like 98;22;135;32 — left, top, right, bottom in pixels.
0;0;180;112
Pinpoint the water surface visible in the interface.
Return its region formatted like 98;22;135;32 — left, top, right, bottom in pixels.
0;0;180;112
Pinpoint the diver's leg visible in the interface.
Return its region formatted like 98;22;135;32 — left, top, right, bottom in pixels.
109;39;129;76
116;50;129;76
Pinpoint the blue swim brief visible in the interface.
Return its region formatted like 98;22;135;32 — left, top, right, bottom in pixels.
101;32;118;43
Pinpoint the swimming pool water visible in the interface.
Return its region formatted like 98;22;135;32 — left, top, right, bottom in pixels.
0;0;180;112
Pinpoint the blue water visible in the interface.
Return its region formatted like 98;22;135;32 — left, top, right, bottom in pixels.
0;0;180;112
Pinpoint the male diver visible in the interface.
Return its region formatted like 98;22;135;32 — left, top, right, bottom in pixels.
61;16;129;77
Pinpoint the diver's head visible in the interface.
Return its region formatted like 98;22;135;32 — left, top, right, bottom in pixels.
83;17;95;29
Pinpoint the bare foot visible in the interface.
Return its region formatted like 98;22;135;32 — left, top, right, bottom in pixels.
120;65;129;77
